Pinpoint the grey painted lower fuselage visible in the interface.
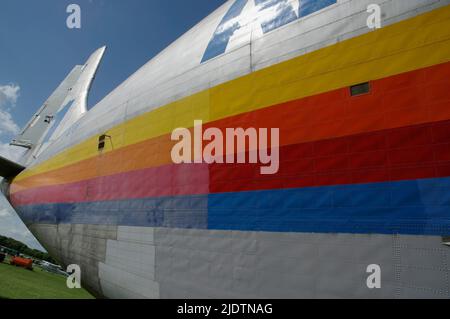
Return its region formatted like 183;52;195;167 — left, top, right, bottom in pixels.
29;223;450;299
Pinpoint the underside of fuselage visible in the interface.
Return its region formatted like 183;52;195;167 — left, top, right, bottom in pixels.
27;223;450;299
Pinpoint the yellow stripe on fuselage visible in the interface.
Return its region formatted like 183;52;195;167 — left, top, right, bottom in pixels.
14;4;450;183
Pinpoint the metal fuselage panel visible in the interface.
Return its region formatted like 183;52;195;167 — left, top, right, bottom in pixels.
8;0;450;298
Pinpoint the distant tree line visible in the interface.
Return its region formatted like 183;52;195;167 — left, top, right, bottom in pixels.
0;235;57;264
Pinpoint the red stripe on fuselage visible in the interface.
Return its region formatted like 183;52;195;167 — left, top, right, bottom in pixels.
11;119;450;206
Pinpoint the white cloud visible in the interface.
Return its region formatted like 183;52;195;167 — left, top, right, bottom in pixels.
0;109;20;137
0;84;21;138
0;84;24;161
0;84;20;108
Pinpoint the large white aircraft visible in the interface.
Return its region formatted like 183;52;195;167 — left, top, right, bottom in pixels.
1;0;450;298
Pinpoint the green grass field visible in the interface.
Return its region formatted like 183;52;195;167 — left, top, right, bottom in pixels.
0;261;94;299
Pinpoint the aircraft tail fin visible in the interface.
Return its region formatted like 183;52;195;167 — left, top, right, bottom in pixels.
10;46;106;166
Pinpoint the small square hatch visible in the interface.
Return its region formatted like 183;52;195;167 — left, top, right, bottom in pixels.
350;82;370;96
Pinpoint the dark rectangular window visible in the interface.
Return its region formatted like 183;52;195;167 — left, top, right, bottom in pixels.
98;135;107;151
350;82;370;96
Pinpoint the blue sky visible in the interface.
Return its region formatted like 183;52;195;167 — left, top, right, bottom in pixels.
0;0;226;250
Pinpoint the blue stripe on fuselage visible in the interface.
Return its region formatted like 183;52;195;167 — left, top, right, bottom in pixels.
15;177;450;236
17;195;209;230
